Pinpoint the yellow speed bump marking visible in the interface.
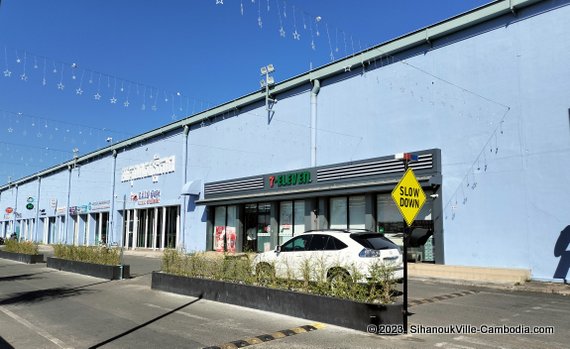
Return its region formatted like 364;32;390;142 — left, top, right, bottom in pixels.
244;338;263;345
203;323;322;349
220;344;239;349
291;327;307;334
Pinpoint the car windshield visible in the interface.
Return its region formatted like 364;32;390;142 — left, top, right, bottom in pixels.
350;233;398;250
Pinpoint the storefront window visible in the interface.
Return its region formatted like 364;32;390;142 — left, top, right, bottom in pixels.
293;200;305;236
279;201;293;245
226;206;237;253
213;205;237;252
349;195;365;229
377;194;434;260
330;197;347;229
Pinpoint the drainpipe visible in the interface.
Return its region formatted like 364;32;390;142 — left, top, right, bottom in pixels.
109;150;118;247
34;177;41;242
181;125;190;250
12;184;18;238
65;165;72;244
310;79;320;167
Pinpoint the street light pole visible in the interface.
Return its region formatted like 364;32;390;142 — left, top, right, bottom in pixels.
402;158;410;334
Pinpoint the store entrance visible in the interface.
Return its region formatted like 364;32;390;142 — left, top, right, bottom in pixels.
244;203;271;252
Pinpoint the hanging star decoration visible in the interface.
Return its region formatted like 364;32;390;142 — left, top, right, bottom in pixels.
110;97;117;104
293;30;300;40
7;127;13;133
42;78;47;86
123;100;130;107
20;74;28;81
57;82;65;90
3;69;11;77
94;93;101;100
279;27;286;37
76;88;83;95
216;0;223;4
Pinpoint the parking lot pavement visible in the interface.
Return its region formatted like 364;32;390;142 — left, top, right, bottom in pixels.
1;257;569;349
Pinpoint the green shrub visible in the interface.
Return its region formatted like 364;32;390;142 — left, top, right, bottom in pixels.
53;244;120;265
161;250;398;304
4;240;39;255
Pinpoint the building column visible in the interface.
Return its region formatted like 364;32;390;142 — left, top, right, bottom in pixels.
98;213;103;244
161;206;166;249
152;207;158;250
270;202;279;250
432;185;444;264
132;209;139;249
317;197;329;229
125;209;131;249
364;193;376;232
206;207;214;252
144;209;149;248
234;205;244;253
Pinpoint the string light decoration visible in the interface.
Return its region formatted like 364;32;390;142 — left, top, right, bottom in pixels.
0;47;213;122
214;0;362;63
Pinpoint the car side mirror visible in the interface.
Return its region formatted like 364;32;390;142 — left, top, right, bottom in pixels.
275;245;281;253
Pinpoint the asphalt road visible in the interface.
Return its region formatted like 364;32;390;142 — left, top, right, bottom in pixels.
0;256;568;349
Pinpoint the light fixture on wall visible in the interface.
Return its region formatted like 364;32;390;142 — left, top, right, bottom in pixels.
260;64;276;113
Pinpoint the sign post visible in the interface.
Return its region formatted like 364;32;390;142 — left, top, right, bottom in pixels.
392;153;426;334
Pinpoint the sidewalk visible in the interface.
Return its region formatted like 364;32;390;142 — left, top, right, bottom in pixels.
35;244;569;296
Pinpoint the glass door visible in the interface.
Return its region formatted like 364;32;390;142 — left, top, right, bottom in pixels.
244;204;258;252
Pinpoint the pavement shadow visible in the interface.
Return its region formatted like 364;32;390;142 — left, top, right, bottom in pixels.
0;336;14;349
0;279;111;306
87;294;203;349
0;271;57;282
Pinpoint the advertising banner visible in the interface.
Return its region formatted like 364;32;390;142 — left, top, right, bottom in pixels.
226;227;236;253
214;226;226;252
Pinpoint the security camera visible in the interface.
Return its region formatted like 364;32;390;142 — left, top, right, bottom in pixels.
430;194;439;199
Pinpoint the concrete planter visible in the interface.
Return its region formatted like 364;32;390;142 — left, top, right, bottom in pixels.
151;272;402;332
0;250;45;264
47;257;129;280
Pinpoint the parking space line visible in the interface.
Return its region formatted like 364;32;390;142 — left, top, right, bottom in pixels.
0;305;73;349
202;323;325;349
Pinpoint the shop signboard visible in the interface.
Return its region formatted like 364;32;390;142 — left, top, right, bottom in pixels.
5;207;13;214
121;155;175;182
131;190;161;206
268;171;312;189
391;168;426;226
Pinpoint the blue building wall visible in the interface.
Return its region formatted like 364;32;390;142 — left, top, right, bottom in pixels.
1;0;568;281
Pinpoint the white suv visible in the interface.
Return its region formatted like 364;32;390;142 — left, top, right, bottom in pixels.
252;229;403;284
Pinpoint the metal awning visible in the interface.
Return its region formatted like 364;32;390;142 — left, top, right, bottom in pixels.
181;180;202;196
196;174;440;206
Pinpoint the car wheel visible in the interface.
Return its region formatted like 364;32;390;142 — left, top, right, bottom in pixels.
256;263;275;285
328;268;351;292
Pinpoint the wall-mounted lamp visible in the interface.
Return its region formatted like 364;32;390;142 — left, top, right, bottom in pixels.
260;64;276;112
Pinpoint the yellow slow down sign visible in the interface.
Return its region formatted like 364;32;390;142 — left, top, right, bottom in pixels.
391;168;426;226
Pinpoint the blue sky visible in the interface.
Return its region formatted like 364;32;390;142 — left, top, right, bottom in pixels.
0;0;491;183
